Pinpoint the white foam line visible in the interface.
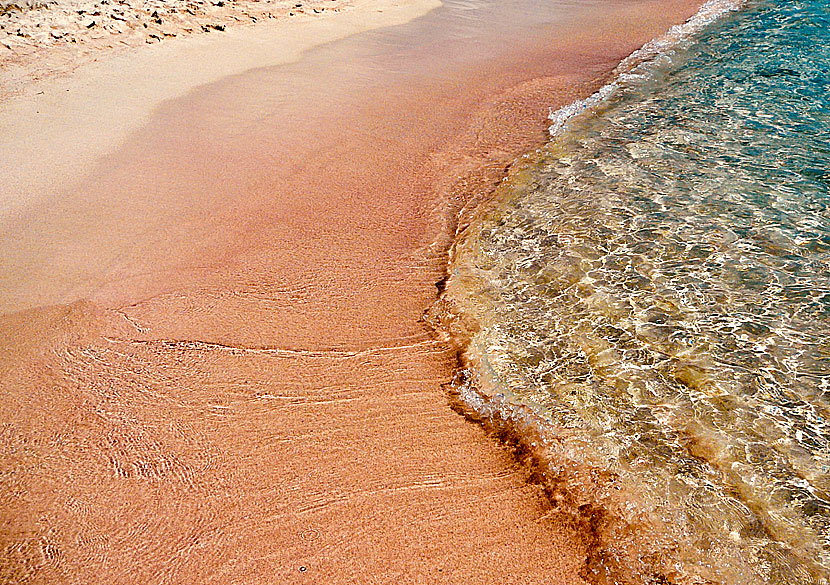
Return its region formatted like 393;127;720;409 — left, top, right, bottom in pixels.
548;0;746;136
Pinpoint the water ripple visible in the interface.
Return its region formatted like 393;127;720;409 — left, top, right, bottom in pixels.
444;0;830;583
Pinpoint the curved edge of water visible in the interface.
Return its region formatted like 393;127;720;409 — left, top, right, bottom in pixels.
429;2;755;584
548;0;745;136
427;297;703;585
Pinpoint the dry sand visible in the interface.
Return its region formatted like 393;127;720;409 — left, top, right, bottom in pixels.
0;0;364;98
1;0;703;583
0;0;440;225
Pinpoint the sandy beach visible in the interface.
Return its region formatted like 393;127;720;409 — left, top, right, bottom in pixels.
1;0;703;583
0;0;366;99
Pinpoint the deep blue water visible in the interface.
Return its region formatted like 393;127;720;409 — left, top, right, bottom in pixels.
445;1;830;582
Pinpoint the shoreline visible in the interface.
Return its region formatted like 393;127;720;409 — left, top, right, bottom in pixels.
436;1;830;582
1;0;706;582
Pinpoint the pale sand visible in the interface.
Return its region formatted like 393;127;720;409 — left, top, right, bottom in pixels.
0;0;439;223
0;0;390;96
1;0;703;583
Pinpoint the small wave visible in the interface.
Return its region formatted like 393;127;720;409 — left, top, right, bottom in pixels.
548;0;744;136
435;0;830;583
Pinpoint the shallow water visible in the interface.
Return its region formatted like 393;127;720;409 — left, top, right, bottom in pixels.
445;0;830;583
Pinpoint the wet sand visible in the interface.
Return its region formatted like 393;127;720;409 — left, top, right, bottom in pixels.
1;0;703;582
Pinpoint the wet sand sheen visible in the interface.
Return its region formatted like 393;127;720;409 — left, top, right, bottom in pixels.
1;0;702;582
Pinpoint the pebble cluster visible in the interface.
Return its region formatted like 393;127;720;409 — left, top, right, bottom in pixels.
0;0;341;95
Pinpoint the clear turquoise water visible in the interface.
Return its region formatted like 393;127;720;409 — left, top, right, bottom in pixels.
445;1;830;583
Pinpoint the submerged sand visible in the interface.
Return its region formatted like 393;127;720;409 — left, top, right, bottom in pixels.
1;0;702;582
